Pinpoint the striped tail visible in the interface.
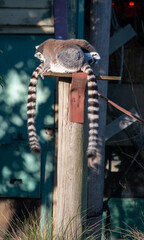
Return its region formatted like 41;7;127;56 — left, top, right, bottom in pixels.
81;63;99;158
27;63;43;153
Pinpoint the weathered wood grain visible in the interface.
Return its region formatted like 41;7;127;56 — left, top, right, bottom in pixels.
87;0;112;238
56;78;87;238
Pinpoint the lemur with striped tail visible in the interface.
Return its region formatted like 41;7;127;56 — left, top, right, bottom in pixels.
27;39;100;157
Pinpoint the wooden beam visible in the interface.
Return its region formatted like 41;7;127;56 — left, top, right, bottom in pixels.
44;72;121;81
109;24;136;55
97;76;121;81
105;108;138;141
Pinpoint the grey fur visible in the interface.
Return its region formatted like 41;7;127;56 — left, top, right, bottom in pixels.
28;39;100;157
57;48;85;70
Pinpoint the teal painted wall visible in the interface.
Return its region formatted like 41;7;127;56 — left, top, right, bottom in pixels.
68;0;84;39
102;198;144;239
0;0;85;207
0;35;55;198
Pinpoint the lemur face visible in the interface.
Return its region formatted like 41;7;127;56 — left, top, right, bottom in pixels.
85;52;100;65
34;52;45;62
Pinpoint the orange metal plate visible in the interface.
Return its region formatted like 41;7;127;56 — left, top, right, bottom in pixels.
69;72;87;123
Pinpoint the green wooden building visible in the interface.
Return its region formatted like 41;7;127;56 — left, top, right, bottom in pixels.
0;0;85;236
0;0;144;239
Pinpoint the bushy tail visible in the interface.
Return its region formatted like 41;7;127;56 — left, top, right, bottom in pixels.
81;63;99;158
27;63;43;153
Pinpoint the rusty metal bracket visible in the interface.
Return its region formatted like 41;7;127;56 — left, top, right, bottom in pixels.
69;72;87;123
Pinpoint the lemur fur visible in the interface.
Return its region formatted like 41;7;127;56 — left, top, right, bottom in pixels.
27;39;100;157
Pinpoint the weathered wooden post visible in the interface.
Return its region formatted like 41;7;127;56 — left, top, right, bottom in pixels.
51;73;87;239
86;1;112;238
44;72;120;239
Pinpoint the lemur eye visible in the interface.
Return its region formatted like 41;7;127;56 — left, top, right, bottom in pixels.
89;59;93;64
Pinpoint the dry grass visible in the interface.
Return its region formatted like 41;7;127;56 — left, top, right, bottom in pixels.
3;213;144;240
4;215;51;240
121;226;144;240
3;213;103;240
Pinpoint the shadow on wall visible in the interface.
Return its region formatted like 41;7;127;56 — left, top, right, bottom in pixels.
0;35;55;198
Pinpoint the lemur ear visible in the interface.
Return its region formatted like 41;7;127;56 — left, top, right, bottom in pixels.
35;45;39;49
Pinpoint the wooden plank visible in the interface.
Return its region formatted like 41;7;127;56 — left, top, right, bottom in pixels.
0;26;54;34
44;72;121;81
0;9;54;26
109;24;136;55
97;76;121;81
0;0;52;9
45;72;72;78
105;108;138;141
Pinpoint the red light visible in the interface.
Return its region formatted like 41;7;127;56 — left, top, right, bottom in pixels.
129;1;134;7
112;2;115;6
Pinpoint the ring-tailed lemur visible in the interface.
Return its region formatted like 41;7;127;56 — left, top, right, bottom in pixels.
27;39;100;157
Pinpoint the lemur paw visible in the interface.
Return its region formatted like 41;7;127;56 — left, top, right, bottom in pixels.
39;71;44;79
46;68;51;72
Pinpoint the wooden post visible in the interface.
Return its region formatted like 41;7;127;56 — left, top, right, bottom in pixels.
44;72;120;238
55;77;86;238
87;0;112;238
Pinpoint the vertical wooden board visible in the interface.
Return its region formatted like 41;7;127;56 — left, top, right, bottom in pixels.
0;35;55;198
